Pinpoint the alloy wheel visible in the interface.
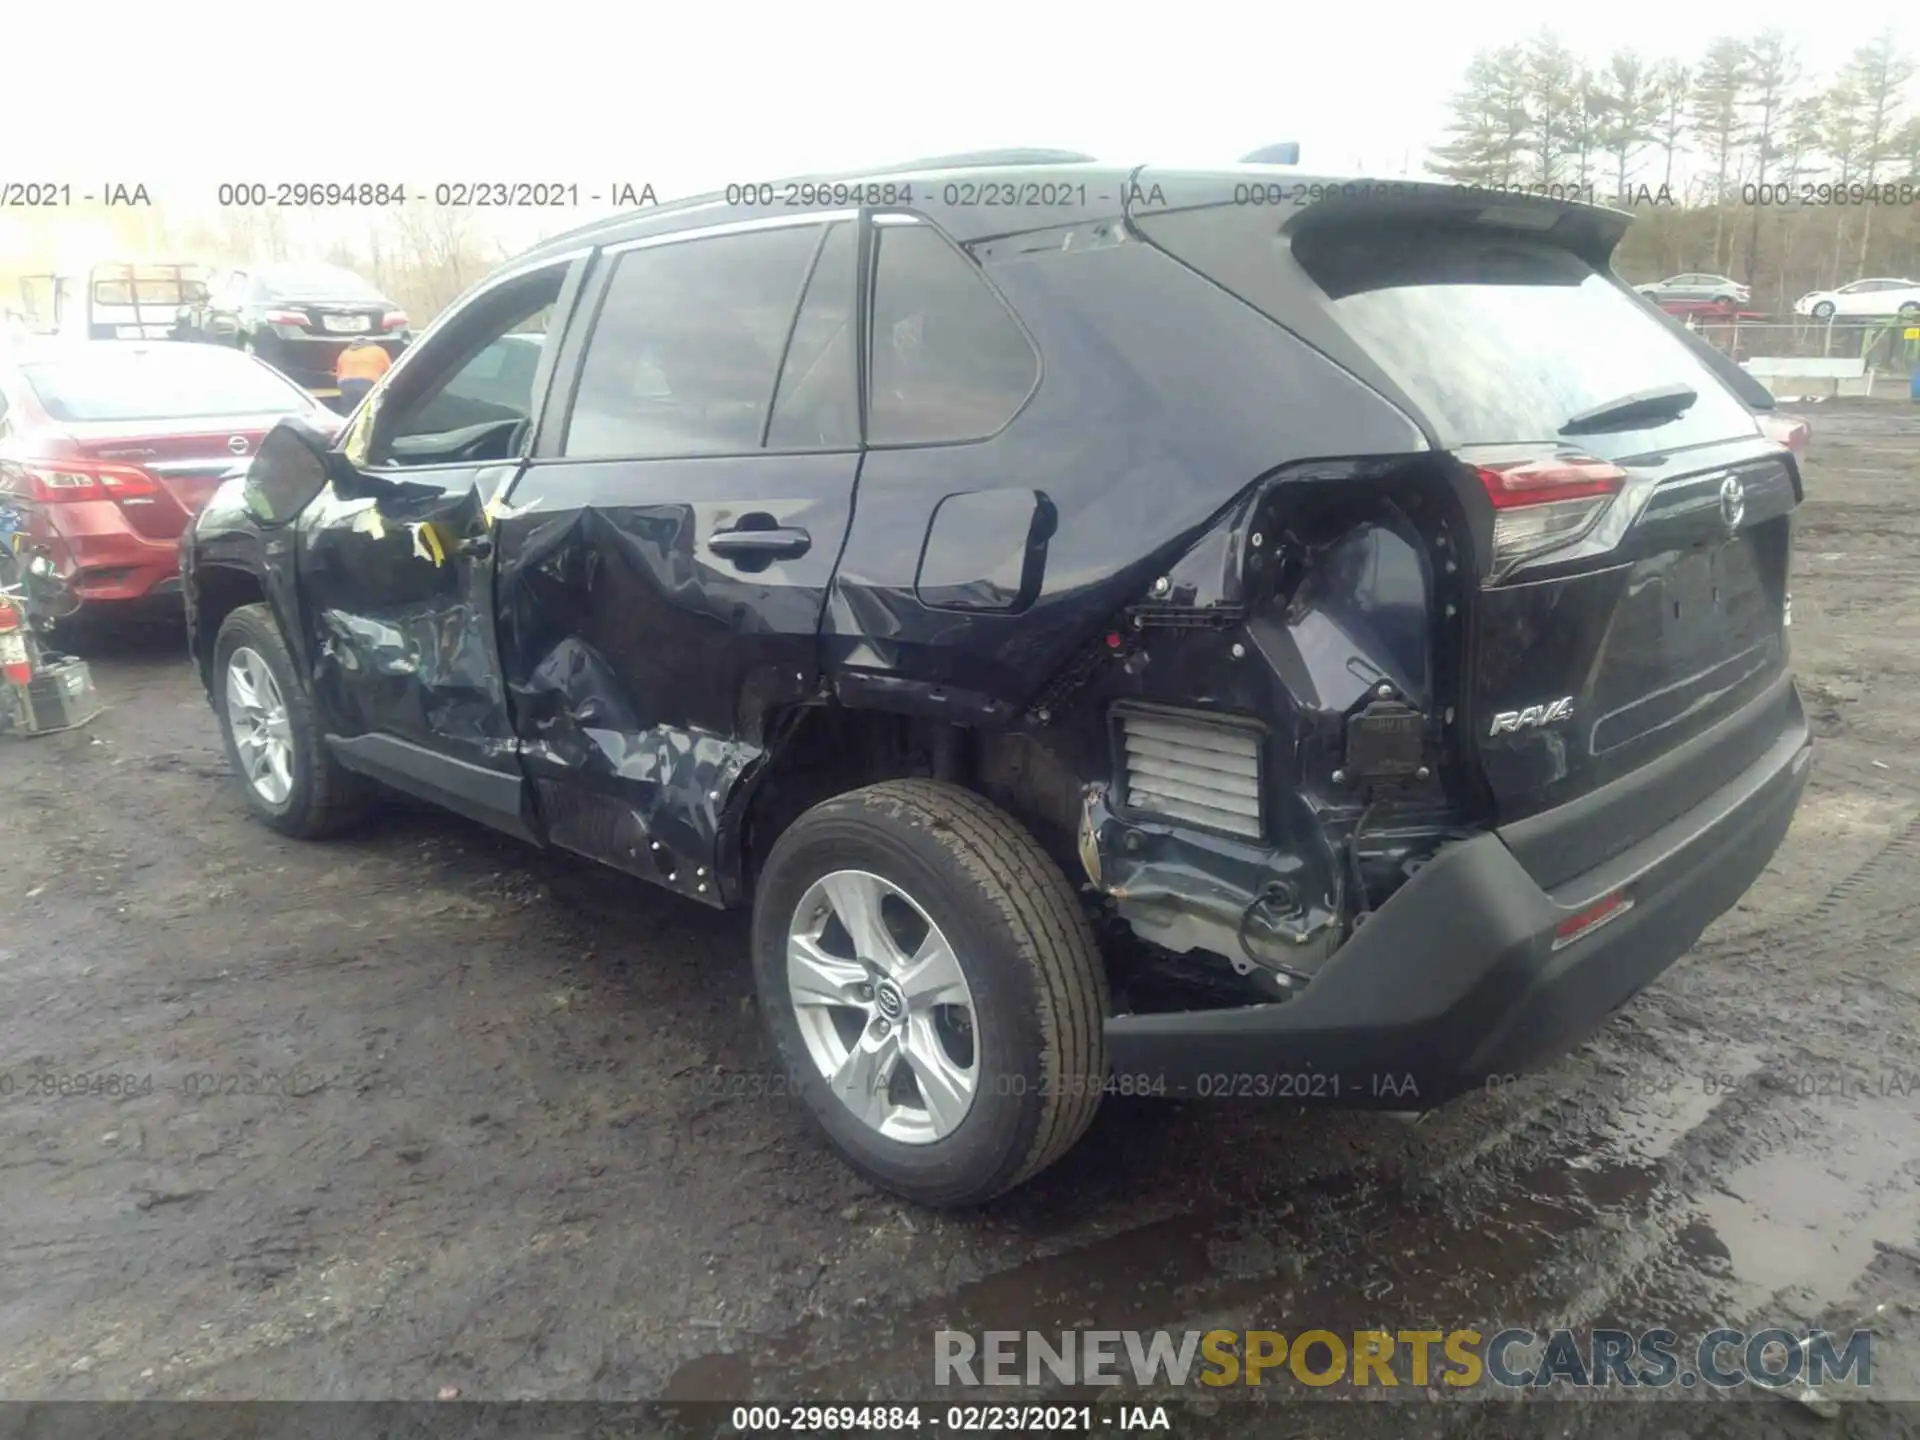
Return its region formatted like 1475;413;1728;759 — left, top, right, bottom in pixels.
786;869;979;1144
225;646;294;805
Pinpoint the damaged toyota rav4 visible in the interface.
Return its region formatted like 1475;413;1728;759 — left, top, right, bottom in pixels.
183;153;1812;1206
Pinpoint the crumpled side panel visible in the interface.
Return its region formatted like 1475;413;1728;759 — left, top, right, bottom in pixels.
495;502;797;908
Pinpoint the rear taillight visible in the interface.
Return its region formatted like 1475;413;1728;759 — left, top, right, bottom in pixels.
1760;412;1811;458
380;310;409;330
23;460;162;504
263;308;309;327
1473;455;1627;577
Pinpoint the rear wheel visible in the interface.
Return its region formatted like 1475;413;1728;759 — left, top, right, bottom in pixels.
213;603;371;838
752;780;1109;1206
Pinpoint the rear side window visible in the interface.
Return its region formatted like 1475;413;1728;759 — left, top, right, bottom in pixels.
1292;227;1759;460
564;225;821;459
20;348;310;422
868;222;1037;446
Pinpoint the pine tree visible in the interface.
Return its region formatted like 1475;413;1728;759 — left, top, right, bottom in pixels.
1650;61;1693;190
1431;46;1530;185
1741;31;1801;286
1692;39;1753;271
1526;33;1581;184
1599;50;1663;200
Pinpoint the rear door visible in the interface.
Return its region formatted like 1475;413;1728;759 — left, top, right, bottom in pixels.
1130;181;1797;885
488;213;862;902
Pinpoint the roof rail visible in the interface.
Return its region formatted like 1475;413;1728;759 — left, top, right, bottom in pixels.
521;148;1106;258
878;148;1099;170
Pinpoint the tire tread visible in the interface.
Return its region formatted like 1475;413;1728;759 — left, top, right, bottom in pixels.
823;778;1109;1198
216;603;372;838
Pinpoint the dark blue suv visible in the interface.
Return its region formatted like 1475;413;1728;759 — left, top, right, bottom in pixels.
181;150;1811;1205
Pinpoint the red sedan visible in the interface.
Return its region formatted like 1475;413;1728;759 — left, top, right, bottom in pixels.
0;341;340;619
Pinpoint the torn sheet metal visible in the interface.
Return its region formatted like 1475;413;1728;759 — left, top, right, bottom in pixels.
492;496;827;903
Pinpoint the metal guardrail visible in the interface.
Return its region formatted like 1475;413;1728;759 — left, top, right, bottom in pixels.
1686;317;1920;372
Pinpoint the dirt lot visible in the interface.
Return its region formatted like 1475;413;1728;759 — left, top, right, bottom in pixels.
3;406;1919;1433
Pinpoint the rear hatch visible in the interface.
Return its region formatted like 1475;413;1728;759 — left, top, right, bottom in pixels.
1129;174;1799;885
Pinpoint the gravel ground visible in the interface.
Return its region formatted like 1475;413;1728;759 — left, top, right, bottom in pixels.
2;405;1918;1433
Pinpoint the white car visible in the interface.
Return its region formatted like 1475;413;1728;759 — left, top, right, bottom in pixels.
1793;277;1920;319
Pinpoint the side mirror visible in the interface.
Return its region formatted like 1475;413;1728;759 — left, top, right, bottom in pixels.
244;415;352;525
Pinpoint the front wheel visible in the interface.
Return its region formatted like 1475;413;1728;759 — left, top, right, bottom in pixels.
752;780;1109;1206
1812;301;1836;320
213;603;372;838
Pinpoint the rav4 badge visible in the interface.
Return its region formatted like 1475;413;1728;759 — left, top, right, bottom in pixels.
1489;696;1575;736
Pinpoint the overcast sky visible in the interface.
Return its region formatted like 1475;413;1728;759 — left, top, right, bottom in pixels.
6;0;1913;238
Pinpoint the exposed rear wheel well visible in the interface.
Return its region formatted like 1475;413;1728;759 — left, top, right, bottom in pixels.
737;706;1088;901
193;567;268;691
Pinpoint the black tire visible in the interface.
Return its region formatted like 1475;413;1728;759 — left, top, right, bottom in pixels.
1900;303;1920;318
212;602;372;838
751;779;1109;1207
1813;301;1836;320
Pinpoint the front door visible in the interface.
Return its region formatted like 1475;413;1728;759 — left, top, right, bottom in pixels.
488;214;864;903
296;255;586;841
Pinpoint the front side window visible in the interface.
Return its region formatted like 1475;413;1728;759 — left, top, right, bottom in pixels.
564;224;823;459
867;222;1037;446
352;265;567;468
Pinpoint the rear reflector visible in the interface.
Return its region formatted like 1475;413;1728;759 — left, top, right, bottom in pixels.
1473;455;1627;578
1551;888;1634;951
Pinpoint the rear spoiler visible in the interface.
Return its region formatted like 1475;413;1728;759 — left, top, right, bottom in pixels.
1124;169;1633;271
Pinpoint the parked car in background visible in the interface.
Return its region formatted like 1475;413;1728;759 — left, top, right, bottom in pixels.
1637;273;1750;307
18;262;210;341
181;154;1809;1206
0;341;340;621
177;264;410;391
1792;278;1920;320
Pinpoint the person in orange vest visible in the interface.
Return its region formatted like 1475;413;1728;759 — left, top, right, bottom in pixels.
335;336;393;412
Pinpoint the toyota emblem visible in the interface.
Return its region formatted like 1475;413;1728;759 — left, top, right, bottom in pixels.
228;435;249;455
1718;474;1746;530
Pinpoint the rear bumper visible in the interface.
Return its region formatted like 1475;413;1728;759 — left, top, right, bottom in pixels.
1104;680;1812;1106
31;504;185;606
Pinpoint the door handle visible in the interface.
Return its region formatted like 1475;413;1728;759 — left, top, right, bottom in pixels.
453;535;493;560
709;524;811;561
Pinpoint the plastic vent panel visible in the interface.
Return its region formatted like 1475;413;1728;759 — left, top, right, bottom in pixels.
1119;711;1263;839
